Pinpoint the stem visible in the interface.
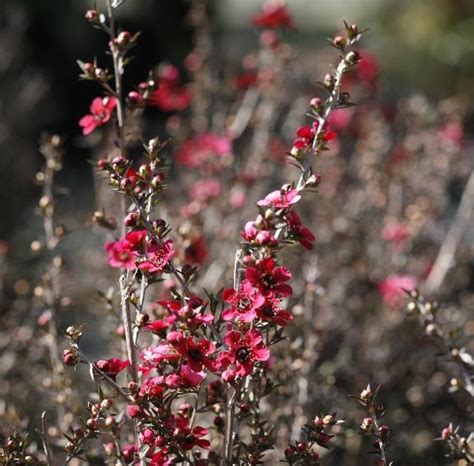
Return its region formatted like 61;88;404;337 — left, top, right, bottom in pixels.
223;382;241;464
423;170;474;294
369;411;388;466
40;411;53;466
119;274;138;383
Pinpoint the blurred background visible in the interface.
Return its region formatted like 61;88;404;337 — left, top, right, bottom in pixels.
0;0;473;464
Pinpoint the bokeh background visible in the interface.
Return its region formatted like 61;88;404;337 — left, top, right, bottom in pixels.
1;0;473;464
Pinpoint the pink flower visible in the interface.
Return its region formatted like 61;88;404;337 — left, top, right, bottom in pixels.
105;239;135;269
219;329;270;377
177;133;231;170
286;211;316;250
138;239;175;274
245;257;293;297
166;365;206;389
379;274;416;307
257;186;301;210
188;179;221;203
79;96;116;135
222;280;266;323
95;357;129;380
139;377;166;399
252;1;294;29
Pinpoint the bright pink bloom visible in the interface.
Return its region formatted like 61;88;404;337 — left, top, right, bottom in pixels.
79;96;116;135
379;274;416;307
245;257;293;297
139;377;166;399
95;357;129;380
105;229;148;269
286;211;316;250
252;1;294;29
220;329;270;377
257;186;301;210
165;364;206;389
139;343;179;374
438;121;464;147
222;280;266;323
138;239;175;274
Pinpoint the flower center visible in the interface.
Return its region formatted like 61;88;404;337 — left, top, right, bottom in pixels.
236;347;251;362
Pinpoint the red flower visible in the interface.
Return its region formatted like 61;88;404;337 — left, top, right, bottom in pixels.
257;186;301;210
138;239;175;274
378;274;416;307
291;121;336;154
167;331;217;372
166;415;210;450
139;377;166;400
144;314;177;335
159;297;214;328
220;329;270;377
252;1;294;29
79;96;116;135
286;211;316;250
256;297;293;327
245;257;293;297
95;357;129;380
222;280;265;323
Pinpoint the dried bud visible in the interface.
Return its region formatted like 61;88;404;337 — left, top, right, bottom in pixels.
94;68;107;81
345;51;360;66
361;417;373;432
332;35;347;48
360;384;372;401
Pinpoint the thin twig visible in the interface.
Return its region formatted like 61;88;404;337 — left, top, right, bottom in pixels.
423;170;474;294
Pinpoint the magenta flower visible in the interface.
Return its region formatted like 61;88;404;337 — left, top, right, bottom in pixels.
286;211;316;250
222;280;265;323
245;257;293;298
256;297;293;327
257;186;301;210
79;96;116;135
138;239;175;274
220;329;270;378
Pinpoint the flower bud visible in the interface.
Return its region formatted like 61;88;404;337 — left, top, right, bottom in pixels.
85;9;98;22
116;31;131;46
